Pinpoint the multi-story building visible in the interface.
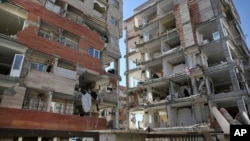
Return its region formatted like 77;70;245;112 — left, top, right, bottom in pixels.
124;0;250;133
0;0;123;139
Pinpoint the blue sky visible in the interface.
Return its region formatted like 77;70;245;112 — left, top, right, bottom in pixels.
119;0;250;86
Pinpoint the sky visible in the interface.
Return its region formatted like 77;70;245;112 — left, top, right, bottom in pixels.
119;0;250;86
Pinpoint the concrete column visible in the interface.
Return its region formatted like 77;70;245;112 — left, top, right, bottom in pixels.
167;105;177;126
240;72;250;93
114;81;119;129
65;100;73;114
229;68;241;91
200;103;207;123
144;111;149;128
145;67;151;79
148;110;153;127
38;137;42;141
237;97;247;113
114;59;119;75
18;137;23;141
163;61;172;76
205;77;212;95
144;51;151;61
201;53;208;67
191;76;198;95
170;81;175;100
186;53;193;68
193;103;202;124
46;91;53;112
128;75;133;88
147;87;153;103
128;112;132;130
115;102;119;129
225;42;233;62
52;57;58;74
247;105;250;115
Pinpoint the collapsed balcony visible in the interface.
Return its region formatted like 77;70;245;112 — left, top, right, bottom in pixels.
137;39;161;65
196;21;221;46
142;22;159;43
129;106;168;130
158;13;176;37
157;0;173;18
134;5;157;30
205;67;236;94
162;52;185;77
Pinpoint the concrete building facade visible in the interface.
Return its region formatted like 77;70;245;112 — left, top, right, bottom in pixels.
124;0;250;133
0;0;123;138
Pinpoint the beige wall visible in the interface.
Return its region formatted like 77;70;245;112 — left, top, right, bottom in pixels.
0;86;26;109
24;70;75;95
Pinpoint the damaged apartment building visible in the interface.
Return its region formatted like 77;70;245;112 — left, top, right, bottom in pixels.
124;0;250;132
0;0;124;137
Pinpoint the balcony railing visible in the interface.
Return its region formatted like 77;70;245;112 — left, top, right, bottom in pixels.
66;11;84;25
38;30;78;49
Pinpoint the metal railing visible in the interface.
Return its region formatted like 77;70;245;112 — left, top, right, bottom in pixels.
38;30;78;49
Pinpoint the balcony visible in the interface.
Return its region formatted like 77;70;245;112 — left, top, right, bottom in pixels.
24;69;76;95
0;107;107;131
65;11;84;25
38;29;78;50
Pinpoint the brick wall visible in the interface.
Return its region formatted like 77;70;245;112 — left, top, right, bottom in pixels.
173;0;195;48
10;0;104;74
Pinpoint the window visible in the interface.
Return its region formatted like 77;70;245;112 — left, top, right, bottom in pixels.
110;16;119;26
88;48;100;59
13;55;24;70
30;62;46;72
213;31;220;40
10;54;25;77
112;0;119;9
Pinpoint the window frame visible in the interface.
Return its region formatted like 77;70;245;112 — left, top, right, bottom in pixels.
88;47;100;59
30;62;46;72
110;16;119;26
